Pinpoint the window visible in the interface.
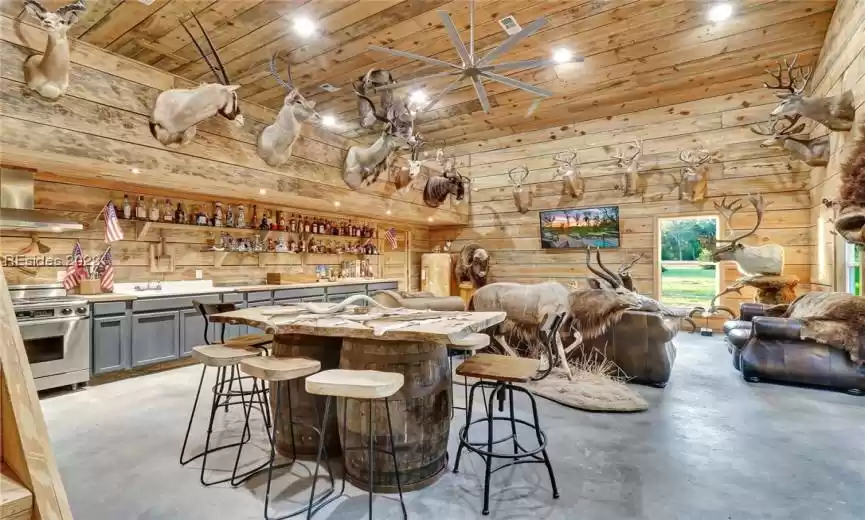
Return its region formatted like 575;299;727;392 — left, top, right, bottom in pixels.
658;216;719;308
846;244;862;296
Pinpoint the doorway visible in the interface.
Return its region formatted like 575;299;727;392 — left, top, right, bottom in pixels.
657;216;719;309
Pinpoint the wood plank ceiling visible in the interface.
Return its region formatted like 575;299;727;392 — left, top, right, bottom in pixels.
3;0;836;148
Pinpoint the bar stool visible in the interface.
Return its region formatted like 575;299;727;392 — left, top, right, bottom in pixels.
304;369;408;519
234;356;334;520
452;313;565;515
448;333;490;417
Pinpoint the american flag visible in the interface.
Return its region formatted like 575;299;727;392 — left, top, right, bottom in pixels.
62;241;86;290
384;227;398;250
103;200;124;242
97;247;115;291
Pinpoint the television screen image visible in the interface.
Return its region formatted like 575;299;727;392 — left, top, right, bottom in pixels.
539;206;620;249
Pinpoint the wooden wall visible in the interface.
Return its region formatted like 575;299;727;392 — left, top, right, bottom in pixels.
808;0;865;289
431;87;818;312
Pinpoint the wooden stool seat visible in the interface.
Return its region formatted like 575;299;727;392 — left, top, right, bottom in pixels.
456;353;539;383
239;356;321;382
305;369;404;399
449;332;490;351
224;333;273;348
191;345;261;367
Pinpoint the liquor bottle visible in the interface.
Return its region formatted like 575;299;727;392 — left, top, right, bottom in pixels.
303;216;311;234
278;211;286;231
121;194;132;219
163;199;173;222
174;203;184;224
134;196;146;220
289;214;296;233
149;198;160;221
251;205;259;229
236;205;246;228
299;238;306;253
225;204;234;228
214;202;224;227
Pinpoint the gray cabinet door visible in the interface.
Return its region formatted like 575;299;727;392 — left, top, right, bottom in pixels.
302;295;326;303
222;302;247;342
180;308;209;357
132;311;180;367
92;315;130;374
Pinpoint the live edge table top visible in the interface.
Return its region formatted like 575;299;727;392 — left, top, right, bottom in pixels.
211;306;505;344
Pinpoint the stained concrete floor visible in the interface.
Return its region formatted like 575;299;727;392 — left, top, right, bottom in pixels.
41;333;865;520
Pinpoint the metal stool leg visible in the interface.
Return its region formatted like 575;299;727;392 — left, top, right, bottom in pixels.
367;399;375;519
525;387;559;499
453;382;481;473
179;364;207;465
306;396;331;519
481;383;501;515
384;398;407;519
224;365;235;412
201;367;250;486
508;387;518;454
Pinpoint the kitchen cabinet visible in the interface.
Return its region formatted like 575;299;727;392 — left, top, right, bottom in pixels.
92;314;131;374
132;311;180;367
180;308;209;357
220;302;247;342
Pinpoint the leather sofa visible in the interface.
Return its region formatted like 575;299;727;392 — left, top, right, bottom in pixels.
580;310;681;387
723;304;865;395
371;290;465;312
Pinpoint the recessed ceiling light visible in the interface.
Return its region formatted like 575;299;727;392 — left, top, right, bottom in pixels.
409;90;428;105
259;188;267;195
552;48;573;64
130;167;140;174
707;3;733;22
427;217;433;222
385;209;392;216
322;115;337;128
333;201;341;207
293;17;316;37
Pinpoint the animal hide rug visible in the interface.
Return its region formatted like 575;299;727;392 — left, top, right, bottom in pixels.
780;292;865;364
568;289;643;340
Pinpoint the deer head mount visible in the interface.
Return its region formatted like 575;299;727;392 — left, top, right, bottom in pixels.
343;91;416;190
711;194;784;276
613;138;643;196
22;0;86;99
353;69;395;129
584;247;643;292
675;148;712;202
764;55;855;131
149;13;243;148
750;115;829;167
553;151;584;199
423;150;470;208
392;134;425;193
257;53;322;167
507;165;531;214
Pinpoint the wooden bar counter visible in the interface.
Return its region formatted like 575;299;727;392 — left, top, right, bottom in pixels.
211;305;504;492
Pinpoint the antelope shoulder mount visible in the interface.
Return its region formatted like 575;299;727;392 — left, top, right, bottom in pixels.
22;0;86;99
613;138;643;196
508;165;531;214
711;194;784;276
553;151;584;199
149;13;243;148
423;149;470;208
751;115;829;167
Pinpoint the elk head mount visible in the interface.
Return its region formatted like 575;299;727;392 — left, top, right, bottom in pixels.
613;138;643;196
149;13;243;148
553;151;584;199
343;92;416;190
22;0;87;99
764;55;855;132
507;165;531;214
423;150;470;208
750;115;829;167
675;148;712;202
353;69;395;129
711;194;784;276
257;53;322;167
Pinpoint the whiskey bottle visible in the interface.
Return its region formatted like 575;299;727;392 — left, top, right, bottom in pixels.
149;198;160;221
163;199;173;222
174;203;184;223
135;196;146;220
303;216;311;234
289;214;297;233
121;194;132;219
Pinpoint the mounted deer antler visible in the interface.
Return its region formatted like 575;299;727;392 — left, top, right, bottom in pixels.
750;115;829;166
553;151;584;199
676;148;712;201
613;138;643;196
711;194;784;276
764;55;855;131
353;69;395;129
617;252;644;291
393;133;425;193
508;165;531;213
149;12;243;147
22;0;87;99
257;53;322;167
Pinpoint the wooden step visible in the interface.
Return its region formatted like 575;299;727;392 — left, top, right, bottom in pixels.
1;463;33;520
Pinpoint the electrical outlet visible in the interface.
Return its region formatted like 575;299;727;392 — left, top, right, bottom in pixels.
195;270;203;279
56;270;66;282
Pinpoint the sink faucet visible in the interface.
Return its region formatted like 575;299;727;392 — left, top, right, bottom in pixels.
134;281;163;291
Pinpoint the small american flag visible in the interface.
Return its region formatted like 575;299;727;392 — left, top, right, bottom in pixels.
384;227;398;250
62;241;86;290
97;247;115;291
103;200;124;243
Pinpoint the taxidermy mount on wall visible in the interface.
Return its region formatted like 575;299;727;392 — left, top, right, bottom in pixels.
750;115;829;167
21;0;87;99
257;54;321;167
507;165;531;214
353;69;395;129
613;138;643;196
149;13;243;148
343;92;416;189
710;195;784;276
392;134;425;193
833;130;865;246
455;243;489;288
552;151;584;199
584;247;644;293
763;55;855;132
676;148;712;202
422;149;471;208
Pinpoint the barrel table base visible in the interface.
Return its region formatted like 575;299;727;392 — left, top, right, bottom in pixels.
338;338;451;493
271;334;342;458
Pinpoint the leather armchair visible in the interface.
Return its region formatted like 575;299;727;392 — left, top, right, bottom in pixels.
371;290;465;312
723;303;766;369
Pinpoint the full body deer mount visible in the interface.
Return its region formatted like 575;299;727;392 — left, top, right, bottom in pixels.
711;195;784;276
149;13;243;148
613;139;643;196
344;93;415;189
751;115;829;167
675;148;712;202
764;55;855;131
22;0;87;100
508;165;531;214
423;151;470;208
552;151;584;199
353;69;395;129
257;54;321;167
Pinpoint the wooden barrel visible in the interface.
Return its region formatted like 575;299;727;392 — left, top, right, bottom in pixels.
271;334;342;458
339;338;451;492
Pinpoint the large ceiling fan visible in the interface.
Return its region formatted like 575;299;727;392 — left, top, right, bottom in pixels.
367;0;583;114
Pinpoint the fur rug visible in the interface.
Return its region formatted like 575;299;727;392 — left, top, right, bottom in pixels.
568;289;643;340
777;292;865;364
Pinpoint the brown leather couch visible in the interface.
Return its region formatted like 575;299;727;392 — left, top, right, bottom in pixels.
723;304;865;395
580;310;681;387
371;290;465;311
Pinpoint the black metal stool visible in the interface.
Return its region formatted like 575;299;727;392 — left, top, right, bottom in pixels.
453;313;565;515
448;333;490;418
304;369;408;519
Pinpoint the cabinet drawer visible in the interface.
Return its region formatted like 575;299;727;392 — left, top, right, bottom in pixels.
132;294;220;313
221;293;244;303
367;282;398;293
246;291;272;303
327;284;367;296
273;287;325;300
93;301;128;316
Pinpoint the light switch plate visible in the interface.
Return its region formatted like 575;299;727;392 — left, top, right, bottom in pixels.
195;270;203;279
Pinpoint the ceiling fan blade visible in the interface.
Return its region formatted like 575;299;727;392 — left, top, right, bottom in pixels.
438;10;472;66
369;71;462;92
368;45;462;71
482;55;584;71
477;18;547;67
481;71;552;97
470;75;491;114
423;76;465;111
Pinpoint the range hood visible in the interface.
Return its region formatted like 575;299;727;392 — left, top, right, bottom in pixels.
0;169;83;232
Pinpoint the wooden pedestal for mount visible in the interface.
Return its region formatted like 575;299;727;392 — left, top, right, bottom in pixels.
740;274;800;305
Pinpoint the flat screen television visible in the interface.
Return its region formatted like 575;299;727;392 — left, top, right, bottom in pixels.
539;205;620;249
